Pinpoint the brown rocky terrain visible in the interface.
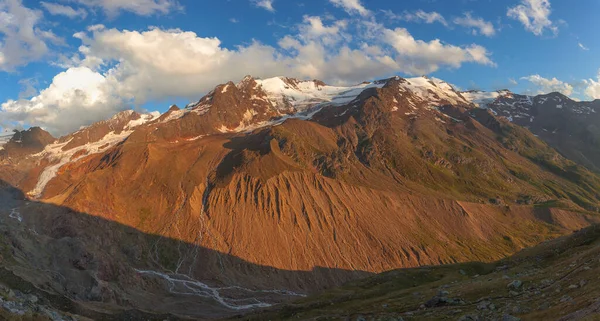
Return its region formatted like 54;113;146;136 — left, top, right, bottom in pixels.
0;127;55;160
242;224;600;321
0;75;599;319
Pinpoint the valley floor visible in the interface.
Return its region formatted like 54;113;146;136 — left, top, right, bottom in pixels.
0;221;600;320
237;225;600;321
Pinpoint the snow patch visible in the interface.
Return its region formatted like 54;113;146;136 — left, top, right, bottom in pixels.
460;90;514;108
9;208;22;223
29;112;159;198
221;84;230;94
0;134;11;151
243;109;258;122
254;77;384;112
186;135;205;141
402;77;468;108
218;125;230;133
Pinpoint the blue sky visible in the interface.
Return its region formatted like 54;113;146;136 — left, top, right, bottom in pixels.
1;0;599;135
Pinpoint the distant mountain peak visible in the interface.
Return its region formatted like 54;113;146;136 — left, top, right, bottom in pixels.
0;126;55;158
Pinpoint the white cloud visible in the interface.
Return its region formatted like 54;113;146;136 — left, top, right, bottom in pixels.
40;2;87;19
507;0;557;36
0;28;288;135
583;70;600;100
38;29;66;46
74;0;181;16
0;15;495;135
229;18;239;23
388;10;448;27
0;0;62;71
252;0;274;12
76;28;289;101
278;18;396;83
578;42;589;51
0;67;126;134
329;0;369;16
387;10;495;37
298;16;348;45
521;75;573;96
453;12;496;37
383;27;495;74
18;77;38;98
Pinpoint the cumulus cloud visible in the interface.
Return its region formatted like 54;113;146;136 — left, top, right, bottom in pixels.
388;10;495;37
74;0;181;16
453;12;496;37
521;75;573;96
0;14;496;135
278;19;396;83
18;77;39;99
1;28;287;134
583;70;600;100
507;0;557;36
329;0;369;16
298;16;348;45
252;0;274;12
387;10;448;27
40;2;87;19
89;28;289;98
0;0;65;71
383;27;495;74
0;67;126;134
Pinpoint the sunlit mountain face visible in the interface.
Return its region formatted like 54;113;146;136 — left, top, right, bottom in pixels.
0;0;599;319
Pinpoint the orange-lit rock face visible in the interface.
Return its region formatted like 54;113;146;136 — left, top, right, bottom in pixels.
0;127;55;160
28;78;600;271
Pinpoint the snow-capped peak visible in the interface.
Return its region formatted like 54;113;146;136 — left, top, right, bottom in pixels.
253;76;384;112
461;89;513;108
0;133;12;151
394;76;471;108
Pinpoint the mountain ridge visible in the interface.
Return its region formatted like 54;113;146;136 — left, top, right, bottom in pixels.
1;74;600;318
464;89;600;173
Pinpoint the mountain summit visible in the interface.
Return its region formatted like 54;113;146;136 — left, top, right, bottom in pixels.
463;90;600;172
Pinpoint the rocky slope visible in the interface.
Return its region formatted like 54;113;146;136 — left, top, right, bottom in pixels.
0;127;55;160
463;90;600;173
242;224;600;320
0;75;599;319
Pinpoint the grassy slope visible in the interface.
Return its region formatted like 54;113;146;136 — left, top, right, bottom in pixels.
237;225;600;321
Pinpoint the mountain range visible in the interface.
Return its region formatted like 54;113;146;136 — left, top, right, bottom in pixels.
0;75;599;319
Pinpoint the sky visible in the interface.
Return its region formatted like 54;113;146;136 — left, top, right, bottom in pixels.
0;0;599;136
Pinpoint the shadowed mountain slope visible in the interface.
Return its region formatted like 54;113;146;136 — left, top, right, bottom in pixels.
0;179;366;320
241;224;600;320
464;90;600;173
